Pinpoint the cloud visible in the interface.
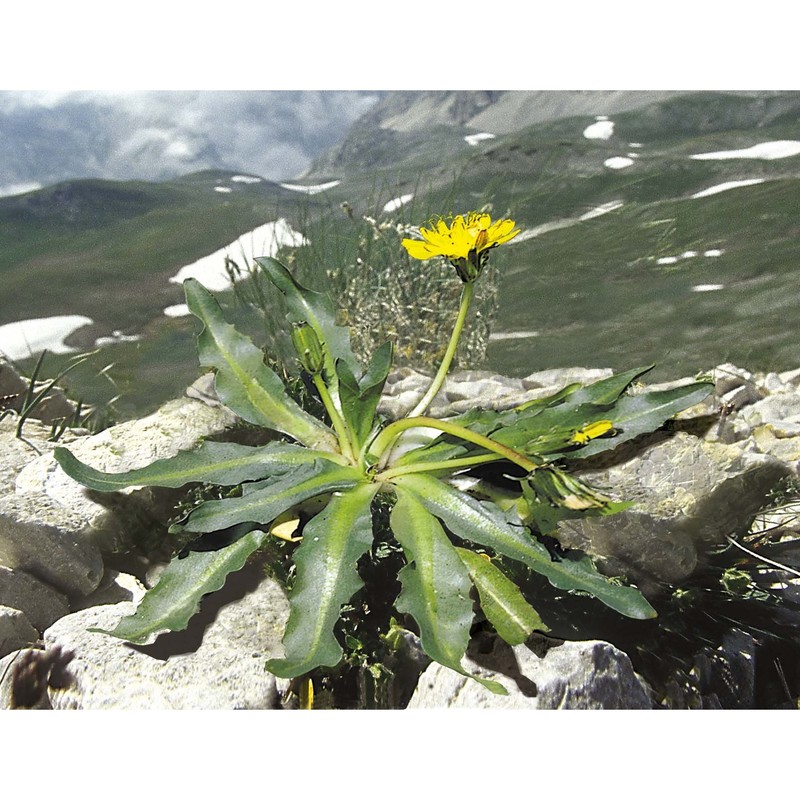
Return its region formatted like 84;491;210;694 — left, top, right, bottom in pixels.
0;90;381;187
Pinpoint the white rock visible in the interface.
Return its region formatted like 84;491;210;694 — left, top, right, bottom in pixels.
15;396;237;561
559;433;790;588
712;363;756;396
522;367;614;390
721;383;763;411
408;638;651;709
0;605;39;657
759;372;790;395
0;565;69;631
739;393;800;438
70;570;147;611
42;564;290;709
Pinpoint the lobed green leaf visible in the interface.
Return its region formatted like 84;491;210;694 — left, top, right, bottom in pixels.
489;380;712;460
561;380;714;460
390;490;506;694
54;440;343;492
265;482;379;678
183;278;338;452
560;365;655;407
256;256;361;404
396;367;670;469
336;341;393;448
393;473;656;620
90;527;267;644
178;459;364;533
455;547;549;644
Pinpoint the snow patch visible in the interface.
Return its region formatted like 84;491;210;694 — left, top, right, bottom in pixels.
231;175;262;184
489;331;540;341
164;304;191;318
279;180;341;195
691;179;765;199
0;315;93;360
383;194;413;213
583;118;614;140
692;284;725;292
94;330;141;348
629;142;643;148
0;181;42;198
604;156;634;169
656;250;724;264
464;132;496;146
690;141;800;161
580;201;624;221
510;220;576;243
169;219;308;293
214;186;232;194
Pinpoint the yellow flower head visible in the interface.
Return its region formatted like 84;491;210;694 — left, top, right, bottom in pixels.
569;419;614;446
401;212;520;282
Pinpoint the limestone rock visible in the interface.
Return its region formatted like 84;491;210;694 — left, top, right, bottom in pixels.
557;432;790;590
70;570;147;612
40;562;289;709
759;372;791;395
711;363;757;396
0;415;83;498
0;565;69;631
0;491;106;597
738;393;800;439
0;396;237;598
0;605;39;657
0;416;102;597
408;636;652;709
0;358;77;424
16;395;238;539
662;629;757;709
522;367;614;390
779;367;800;387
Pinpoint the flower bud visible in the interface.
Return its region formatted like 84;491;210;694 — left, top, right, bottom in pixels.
290;322;325;375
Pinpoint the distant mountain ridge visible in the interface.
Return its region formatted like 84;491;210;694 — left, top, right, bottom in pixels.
354;90;689;133
304;90;795;176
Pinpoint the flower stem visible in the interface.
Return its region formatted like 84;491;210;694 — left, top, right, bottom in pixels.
407;279;474;418
370;415;538;474
312;373;356;463
378;451;503;482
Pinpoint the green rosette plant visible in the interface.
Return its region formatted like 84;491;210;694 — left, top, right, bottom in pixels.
54;212;713;695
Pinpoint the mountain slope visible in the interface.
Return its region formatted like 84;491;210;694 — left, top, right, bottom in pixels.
2;90;799;417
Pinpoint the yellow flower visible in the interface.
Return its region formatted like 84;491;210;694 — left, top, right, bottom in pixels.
402;212;520;282
569;420;614;446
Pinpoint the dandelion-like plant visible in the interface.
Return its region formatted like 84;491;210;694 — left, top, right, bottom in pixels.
54;212;713;695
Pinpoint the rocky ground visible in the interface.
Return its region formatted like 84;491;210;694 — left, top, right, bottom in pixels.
2;358;800;709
